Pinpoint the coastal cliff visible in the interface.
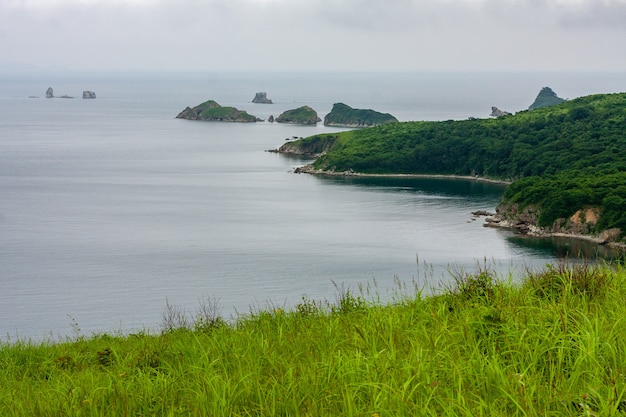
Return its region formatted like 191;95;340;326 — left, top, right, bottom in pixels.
486;203;623;247
275;134;339;157
176;100;261;122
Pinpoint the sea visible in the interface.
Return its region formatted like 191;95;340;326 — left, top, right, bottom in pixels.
1;70;625;341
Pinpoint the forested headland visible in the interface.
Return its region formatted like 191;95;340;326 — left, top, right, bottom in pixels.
281;92;626;243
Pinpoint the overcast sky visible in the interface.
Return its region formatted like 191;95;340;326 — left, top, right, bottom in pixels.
2;0;626;72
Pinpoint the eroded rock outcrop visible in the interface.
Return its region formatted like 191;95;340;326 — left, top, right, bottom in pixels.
46;87;54;98
83;91;96;99
486;203;623;246
274;134;339;157
490;107;511;117
252;92;273;104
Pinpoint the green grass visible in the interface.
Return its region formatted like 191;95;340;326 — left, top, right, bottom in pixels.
3;262;626;416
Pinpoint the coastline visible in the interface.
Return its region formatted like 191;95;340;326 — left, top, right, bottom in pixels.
292;163;512;185
293;164;626;252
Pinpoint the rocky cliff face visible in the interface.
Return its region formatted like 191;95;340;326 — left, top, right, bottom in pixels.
252;92;273;104
46;87;54;98
490;107;511;117
277;135;339;157
82;91;96;99
487;202;622;245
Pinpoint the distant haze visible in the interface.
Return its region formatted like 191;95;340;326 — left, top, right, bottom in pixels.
1;0;626;72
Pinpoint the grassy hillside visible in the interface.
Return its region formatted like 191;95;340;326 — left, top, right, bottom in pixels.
301;93;626;238
2;263;626;416
176;100;260;122
276;105;321;125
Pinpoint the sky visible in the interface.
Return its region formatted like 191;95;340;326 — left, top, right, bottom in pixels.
1;0;626;73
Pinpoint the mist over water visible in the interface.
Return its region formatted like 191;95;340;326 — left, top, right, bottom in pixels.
1;71;624;341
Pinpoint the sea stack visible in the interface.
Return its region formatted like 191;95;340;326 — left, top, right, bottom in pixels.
46;87;54;98
252;92;273;104
82;91;96;99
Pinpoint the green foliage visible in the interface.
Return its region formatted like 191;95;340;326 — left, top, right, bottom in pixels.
177;99;259;122
323;102;399;127
276;105;321;124
4;264;626;415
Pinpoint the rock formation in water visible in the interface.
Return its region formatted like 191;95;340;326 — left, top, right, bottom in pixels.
46;87;54;98
82;91;96;99
252;92;273;104
276;106;321;125
528;87;566;110
323;103;398;127
176;100;261;122
268;115;274;123
490;107;511;117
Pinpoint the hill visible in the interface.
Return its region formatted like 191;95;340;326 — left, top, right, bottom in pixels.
282;93;626;244
323;103;398;127
528;87;566;110
176;100;261;122
276;106;321;125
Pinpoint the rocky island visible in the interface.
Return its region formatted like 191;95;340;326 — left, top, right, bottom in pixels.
528;87;565;110
252;92;273;104
176;100;261;122
275;106;321;125
323;103;398;127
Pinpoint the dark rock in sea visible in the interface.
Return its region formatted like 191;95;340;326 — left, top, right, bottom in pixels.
59;95;74;99
83;91;96;99
528;87;566;110
46;87;54;98
252;92;273;104
268;115;274;123
490;107;511;117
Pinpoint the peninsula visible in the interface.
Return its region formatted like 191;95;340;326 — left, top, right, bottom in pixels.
176;100;261;122
279;92;626;248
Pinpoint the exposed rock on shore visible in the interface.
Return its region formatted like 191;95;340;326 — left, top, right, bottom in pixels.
273;134;339;157
176;100;261;122
486;203;624;248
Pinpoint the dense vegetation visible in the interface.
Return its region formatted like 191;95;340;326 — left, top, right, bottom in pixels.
302;93;626;238
323;102;399;127
3;263;626;416
276;105;321;125
176;100;260;122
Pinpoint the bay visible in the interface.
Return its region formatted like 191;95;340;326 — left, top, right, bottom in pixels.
1;71;624;341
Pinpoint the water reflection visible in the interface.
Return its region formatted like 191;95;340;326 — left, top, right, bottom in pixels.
507;234;623;261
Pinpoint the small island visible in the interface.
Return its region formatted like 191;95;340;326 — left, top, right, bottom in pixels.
252;92;273;104
275;106;321;125
528;87;566;110
323;103;398;127
176;100;261;122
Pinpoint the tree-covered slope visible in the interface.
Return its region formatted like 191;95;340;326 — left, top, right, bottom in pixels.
276;106;321;125
292;92;626;240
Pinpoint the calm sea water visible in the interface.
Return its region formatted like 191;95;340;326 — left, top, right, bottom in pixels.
1;71;624;341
